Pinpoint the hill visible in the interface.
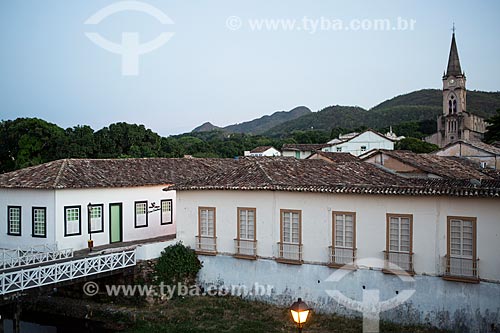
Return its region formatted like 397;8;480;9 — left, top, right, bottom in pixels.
265;89;500;136
192;106;311;134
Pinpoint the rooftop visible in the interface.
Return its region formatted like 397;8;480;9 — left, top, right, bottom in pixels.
282;143;330;151
306;151;360;163
250;146;275;153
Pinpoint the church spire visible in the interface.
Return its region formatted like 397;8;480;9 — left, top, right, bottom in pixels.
446;30;462;77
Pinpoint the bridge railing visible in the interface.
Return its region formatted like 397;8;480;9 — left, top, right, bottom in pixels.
0;250;136;295
0;244;74;270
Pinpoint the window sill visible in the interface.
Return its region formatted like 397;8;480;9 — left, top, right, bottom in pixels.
442;275;480;284
276;258;303;265
195;250;217;256
233;254;257;260
382;268;415;276
328;263;357;270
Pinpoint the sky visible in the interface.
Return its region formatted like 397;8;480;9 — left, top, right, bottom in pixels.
0;0;499;136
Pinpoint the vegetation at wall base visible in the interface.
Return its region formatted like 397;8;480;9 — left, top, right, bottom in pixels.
154;242;202;287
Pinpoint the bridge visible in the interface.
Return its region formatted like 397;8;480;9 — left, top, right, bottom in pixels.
0;243;136;296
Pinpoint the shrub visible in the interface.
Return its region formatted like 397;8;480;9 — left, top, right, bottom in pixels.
154;242;202;286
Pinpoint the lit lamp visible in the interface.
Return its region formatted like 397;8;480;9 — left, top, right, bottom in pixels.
290;298;310;333
87;203;93;252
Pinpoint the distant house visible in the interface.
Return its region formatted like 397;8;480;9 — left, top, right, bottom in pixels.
434;140;500;170
0;158;232;251
306;151;359;163
322;129;395;156
244;146;281;157
281;144;329;159
361;149;493;179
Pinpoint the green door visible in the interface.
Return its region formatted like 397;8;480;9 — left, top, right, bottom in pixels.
109;203;122;243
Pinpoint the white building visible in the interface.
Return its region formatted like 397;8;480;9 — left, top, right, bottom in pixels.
0;158;231;251
281;144;329;159
244;146;281;157
322;130;395;156
170;157;500;331
434;140;500;170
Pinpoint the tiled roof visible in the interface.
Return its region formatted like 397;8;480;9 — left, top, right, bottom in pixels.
282;144;330;151
439;140;500;156
306;151;360;163
0;158;236;189
250;146;275;153
361;149;493;180
168;157;500;198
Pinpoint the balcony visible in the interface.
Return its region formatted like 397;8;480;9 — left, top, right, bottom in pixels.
328;247;356;269
276;242;302;265
383;251;414;275
234;239;257;259
195;236;217;255
442;256;479;283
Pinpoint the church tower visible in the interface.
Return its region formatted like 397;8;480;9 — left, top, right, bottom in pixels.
434;30;486;147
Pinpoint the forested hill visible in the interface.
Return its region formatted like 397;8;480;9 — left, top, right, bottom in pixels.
264;89;500;136
192;106;311;134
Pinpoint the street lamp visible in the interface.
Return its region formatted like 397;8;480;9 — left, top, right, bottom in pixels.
87;203;93;252
290;298;310;333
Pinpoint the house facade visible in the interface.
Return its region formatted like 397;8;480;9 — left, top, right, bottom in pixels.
322;130;394;156
282;144;329;159
435;140;500;170
244;146;281;157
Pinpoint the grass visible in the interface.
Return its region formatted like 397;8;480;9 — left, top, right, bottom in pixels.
123;296;448;333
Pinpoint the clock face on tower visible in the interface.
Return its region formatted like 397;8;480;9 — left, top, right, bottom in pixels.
449;79;456;86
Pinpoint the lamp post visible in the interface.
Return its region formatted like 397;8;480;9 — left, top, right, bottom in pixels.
290;298;310;333
87;203;93;252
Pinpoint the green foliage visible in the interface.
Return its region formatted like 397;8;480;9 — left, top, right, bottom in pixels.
154;242;202;286
395;137;439;153
484;109;500;144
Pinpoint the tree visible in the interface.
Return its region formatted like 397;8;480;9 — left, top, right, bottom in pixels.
484;109;500;144
395;137;439;153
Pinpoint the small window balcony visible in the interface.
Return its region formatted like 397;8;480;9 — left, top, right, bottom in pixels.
328;246;357;269
383;251;414;275
234;239;257;259
276;242;302;264
195;236;217;255
442;255;479;283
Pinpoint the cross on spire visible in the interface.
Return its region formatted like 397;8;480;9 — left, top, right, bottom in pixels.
452;22;456;34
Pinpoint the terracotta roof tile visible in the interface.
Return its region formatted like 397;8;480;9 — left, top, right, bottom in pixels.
282;143;330;151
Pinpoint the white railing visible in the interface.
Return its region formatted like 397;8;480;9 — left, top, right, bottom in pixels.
196;236;217;254
329;246;356;266
0;250;136;295
443;256;479;279
234;239;257;257
277;242;302;263
384;251;414;273
0;244;74;270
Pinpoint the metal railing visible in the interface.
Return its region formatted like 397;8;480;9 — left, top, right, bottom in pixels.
329;246;356;266
0;250;136;295
234;239;257;257
384;251;414;273
443;255;479;279
0;244;73;270
277;242;302;262
196;236;217;253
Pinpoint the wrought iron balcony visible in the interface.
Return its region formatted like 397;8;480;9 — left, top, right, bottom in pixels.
195;236;217;255
234;239;257;259
383;250;414;275
276;242;302;264
328;246;356;268
442;255;479;283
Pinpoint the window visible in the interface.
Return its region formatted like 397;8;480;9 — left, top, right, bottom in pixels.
197;207;216;253
336;147;342;152
161;199;173;225
445;216;478;281
295;151;300;159
331;211;356;266
385;214;413;273
89;204;104;233
278;209;302;263
32;207;47;238
237;208;256;241
7;206;21;236
64;206;81;236
235;208;257;258
360;146;367;152
135;201;148;228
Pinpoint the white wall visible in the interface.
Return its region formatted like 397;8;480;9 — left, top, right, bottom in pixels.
54;186;176;250
282;150;313;159
323;131;394;156
0;189;56;249
176;190;500;282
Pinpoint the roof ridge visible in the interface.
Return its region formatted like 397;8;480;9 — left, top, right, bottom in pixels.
254;159;274;184
52;159;68;188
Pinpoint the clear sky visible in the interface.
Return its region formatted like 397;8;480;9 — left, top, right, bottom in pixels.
1;0;499;136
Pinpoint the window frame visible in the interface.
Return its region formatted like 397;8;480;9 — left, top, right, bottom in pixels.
64;205;82;237
89;204;104;234
332;211;356;250
386;213;413;254
32;207;47;238
160;199;173;225
280;209;302;245
237;207;256;241
447;216;476;260
134;200;149;228
198;207;216;238
7;206;22;236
